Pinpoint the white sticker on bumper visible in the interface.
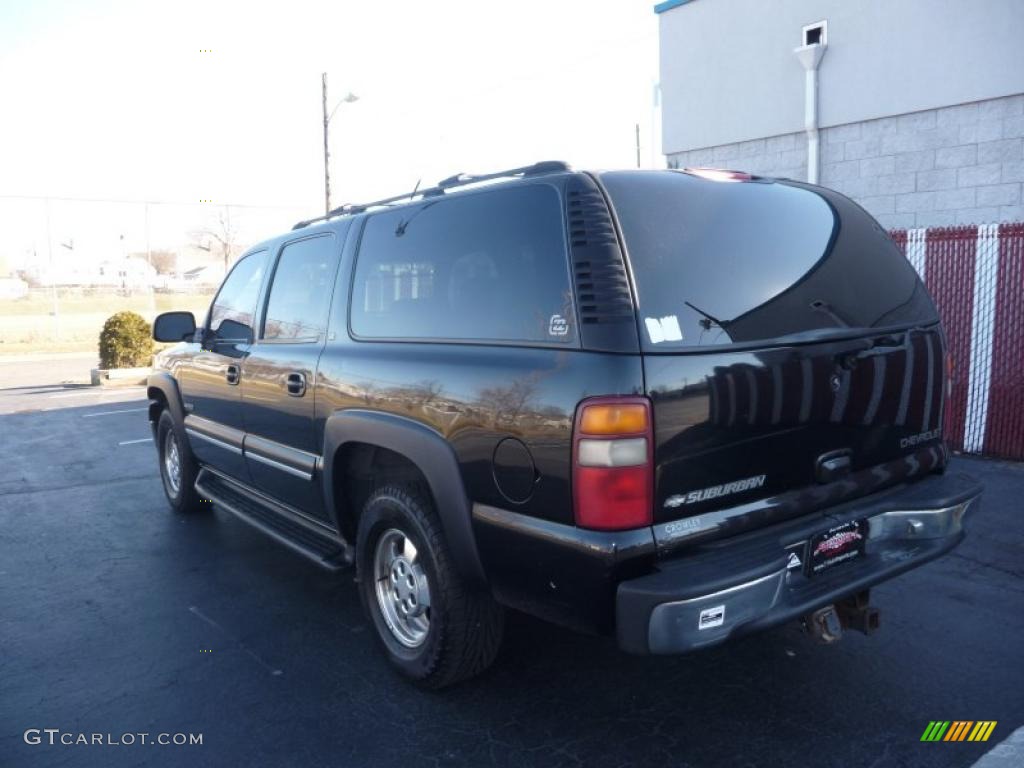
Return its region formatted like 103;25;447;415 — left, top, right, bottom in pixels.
698;604;725;630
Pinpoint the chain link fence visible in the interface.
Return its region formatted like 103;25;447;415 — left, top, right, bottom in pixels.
892;222;1024;461
0;197;312;354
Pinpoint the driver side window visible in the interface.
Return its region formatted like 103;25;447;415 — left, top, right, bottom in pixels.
208;250;268;344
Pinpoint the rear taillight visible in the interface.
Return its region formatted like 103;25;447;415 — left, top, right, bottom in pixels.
572;396;653;530
946;352;954;399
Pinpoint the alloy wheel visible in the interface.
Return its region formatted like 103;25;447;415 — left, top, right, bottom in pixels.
373;528;432;648
163;429;182;497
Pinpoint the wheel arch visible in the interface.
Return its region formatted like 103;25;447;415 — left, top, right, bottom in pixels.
147;372;187;436
323;409;486;587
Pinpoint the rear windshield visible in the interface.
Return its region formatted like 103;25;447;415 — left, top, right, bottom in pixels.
600;170;938;350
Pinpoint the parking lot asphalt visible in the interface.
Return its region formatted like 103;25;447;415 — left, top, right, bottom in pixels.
1;370;1022;768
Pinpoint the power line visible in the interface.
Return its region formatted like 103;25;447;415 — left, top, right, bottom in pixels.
0;194;310;210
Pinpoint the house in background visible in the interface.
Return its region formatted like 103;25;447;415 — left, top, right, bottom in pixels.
181;264;225;290
94;258;157;292
23;256;157;292
0;277;29;300
655;0;1024;228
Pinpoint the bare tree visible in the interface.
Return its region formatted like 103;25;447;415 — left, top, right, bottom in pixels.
406;379;444;409
131;250;177;275
479;375;539;428
190;206;238;269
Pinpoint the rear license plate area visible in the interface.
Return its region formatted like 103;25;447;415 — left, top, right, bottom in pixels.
806;520;867;577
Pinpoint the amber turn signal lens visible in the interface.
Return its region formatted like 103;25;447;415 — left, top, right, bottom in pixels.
579;403;648;435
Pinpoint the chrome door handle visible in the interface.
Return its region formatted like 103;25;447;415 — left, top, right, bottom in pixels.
226;364;240;385
286;372;306;397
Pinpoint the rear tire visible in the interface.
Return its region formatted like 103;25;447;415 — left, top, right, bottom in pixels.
356;484;504;689
156;409;205;514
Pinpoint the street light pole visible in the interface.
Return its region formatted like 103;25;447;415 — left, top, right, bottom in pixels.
44;197;60;341
321;73;359;215
322;72;331;214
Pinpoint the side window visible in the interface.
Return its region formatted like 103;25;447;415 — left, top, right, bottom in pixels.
208;250;268;343
263;235;338;341
350;184;575;344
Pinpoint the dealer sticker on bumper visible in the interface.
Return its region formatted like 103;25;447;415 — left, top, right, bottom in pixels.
698;605;725;630
806;520;867;576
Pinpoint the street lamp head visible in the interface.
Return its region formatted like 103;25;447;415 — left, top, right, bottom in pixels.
322;76;361;213
326;91;360;125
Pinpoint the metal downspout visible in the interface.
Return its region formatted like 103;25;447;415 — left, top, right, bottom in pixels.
794;42;827;184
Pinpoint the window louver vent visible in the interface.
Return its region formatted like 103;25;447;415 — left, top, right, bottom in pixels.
566;176;635;327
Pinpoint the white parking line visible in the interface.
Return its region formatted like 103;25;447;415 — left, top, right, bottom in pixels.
188;606;283;676
46;387;145;400
42;391;102;400
118;438;153;445
83;408;149;418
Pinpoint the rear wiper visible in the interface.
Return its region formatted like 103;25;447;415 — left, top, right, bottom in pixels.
760;327;876;345
684;301;729;330
768;325;921;349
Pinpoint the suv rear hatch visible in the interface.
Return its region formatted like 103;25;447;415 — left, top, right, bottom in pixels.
599;170;947;545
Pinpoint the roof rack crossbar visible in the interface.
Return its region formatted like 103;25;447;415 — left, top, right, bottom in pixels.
292;160;570;230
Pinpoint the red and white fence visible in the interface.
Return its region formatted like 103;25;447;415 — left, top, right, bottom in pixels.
891;223;1024;461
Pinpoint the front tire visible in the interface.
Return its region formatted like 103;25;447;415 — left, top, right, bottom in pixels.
156;409;204;514
356;484;504;689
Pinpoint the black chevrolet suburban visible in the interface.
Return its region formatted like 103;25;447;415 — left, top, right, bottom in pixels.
149;162;981;688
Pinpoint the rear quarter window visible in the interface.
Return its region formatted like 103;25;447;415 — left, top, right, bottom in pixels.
600;170;937;349
349;184;576;345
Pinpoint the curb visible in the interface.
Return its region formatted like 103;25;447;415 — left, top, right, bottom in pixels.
90;367;152;387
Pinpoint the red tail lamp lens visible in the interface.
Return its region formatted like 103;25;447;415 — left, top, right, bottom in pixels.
573;397;653;531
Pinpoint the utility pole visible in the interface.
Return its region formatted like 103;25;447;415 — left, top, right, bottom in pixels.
635;123;641;169
145;201;155;315
321;74;358;215
144;202;151;267
44;198;60;341
322;72;331;214
224;206;232;270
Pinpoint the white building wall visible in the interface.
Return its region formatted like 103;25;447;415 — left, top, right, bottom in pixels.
659;0;1024;227
659;0;1024;155
668;94;1024;229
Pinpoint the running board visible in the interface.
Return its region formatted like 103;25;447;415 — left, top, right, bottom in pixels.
195;468;352;571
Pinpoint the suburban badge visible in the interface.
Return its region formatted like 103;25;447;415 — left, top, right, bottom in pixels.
664;474;767;508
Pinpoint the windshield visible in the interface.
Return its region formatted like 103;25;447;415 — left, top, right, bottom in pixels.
600;170;938;350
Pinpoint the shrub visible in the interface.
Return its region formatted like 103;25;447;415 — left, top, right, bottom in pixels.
98;311;154;369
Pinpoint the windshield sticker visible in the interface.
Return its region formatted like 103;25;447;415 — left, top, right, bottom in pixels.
548;314;569;336
645;315;683;344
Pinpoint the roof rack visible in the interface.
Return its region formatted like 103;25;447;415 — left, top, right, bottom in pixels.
292;160;571;230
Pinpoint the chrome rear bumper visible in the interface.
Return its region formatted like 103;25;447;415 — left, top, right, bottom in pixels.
616;473;981;655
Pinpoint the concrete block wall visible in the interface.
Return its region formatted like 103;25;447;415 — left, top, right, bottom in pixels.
666;94;1024;228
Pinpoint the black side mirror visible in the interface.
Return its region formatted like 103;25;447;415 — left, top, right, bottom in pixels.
215;319;254;346
153;311;197;342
